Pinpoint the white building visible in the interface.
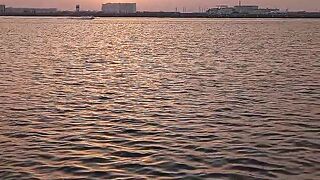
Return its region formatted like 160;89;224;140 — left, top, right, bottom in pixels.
102;3;136;14
207;6;235;15
207;5;279;16
234;5;259;14
5;7;57;14
249;8;280;15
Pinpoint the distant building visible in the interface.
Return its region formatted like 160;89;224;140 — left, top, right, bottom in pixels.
5;7;57;14
102;3;136;14
207;6;235;15
249;8;280;15
0;5;5;14
207;5;279;16
234;5;259;14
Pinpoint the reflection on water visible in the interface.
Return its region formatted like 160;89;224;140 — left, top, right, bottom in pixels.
0;17;319;179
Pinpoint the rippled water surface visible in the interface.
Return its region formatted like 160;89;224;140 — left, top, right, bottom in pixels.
0;17;319;180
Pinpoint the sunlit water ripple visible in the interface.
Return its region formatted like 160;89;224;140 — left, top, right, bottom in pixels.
0;17;319;180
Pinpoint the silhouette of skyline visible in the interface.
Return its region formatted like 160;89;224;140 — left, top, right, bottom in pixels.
0;0;319;12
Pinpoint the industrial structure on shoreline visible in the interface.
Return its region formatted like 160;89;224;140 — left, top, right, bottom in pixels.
207;0;280;16
0;3;137;15
0;2;319;18
0;4;58;14
102;3;136;14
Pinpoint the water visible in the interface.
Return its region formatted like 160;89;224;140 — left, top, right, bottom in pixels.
0;17;319;180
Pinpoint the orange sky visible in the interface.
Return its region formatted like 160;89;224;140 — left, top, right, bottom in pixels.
0;0;319;11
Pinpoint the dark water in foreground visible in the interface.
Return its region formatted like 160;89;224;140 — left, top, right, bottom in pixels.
0;17;319;180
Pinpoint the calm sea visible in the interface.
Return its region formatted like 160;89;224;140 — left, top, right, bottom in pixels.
0;17;319;180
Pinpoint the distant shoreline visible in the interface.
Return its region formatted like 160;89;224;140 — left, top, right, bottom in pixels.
1;12;320;18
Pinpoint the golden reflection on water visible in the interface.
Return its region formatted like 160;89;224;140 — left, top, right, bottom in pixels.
0;17;319;179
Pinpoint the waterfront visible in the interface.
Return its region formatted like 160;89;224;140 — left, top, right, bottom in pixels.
0;17;319;179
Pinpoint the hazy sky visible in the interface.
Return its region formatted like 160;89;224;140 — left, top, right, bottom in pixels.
1;0;319;11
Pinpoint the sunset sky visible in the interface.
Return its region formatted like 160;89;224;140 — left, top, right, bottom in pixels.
0;0;319;12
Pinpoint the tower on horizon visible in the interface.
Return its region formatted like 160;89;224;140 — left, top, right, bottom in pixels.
76;4;80;12
0;4;5;14
239;0;242;6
